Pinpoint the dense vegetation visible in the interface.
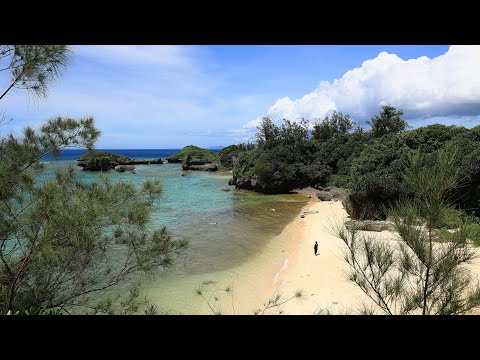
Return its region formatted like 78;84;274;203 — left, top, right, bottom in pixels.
167;145;217;163
217;144;254;169
228;106;480;219
337;149;480;314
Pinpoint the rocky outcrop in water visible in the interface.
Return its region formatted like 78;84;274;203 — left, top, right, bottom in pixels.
77;151;130;171
182;155;191;170
77;157;112;171
166;155;182;163
115;165;135;172
124;159;164;165
182;154;218;171
233;177;261;191
77;151;164;171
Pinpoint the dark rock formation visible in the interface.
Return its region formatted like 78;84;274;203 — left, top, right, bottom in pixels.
78;151;163;171
182;155;192;170
316;186;347;202
166;155;182;163
235;179;248;188
316;186;349;211
228;178;236;185
77;151;131;171
124;158;163;165
76;160;87;168
345;220;395;232
77;157;112;171
78;158;163;171
115;165;135;172
235;178;254;190
235;175;276;192
182;154;217;171
188;158;208;166
95;158;111;171
188;164;218;171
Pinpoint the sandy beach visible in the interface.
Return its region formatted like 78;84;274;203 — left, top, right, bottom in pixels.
205;198;375;314
264;199;372;314
210;197;480;315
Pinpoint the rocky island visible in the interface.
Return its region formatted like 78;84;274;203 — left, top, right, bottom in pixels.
166;145;219;171
77;151;164;171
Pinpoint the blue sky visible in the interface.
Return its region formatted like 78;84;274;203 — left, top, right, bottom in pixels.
1;45;479;149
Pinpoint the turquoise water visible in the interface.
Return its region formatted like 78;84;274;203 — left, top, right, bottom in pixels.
40;154;308;313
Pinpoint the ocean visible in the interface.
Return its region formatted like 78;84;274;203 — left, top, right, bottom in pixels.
41;149;308;314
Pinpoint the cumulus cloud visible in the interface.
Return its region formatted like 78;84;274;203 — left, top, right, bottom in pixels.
250;45;480;128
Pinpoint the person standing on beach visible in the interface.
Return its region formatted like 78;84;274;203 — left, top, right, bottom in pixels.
314;241;318;256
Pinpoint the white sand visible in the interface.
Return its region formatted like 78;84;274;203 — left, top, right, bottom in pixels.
206;199;373;314
213;198;480;315
259;200;373;314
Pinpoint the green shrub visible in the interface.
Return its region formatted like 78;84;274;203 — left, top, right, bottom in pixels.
326;174;349;188
79;151;130;164
174;145;216;161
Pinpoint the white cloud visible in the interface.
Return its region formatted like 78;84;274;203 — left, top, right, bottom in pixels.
243;118;262;129
249;45;480;128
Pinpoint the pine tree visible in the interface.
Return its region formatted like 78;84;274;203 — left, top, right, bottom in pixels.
0;45;188;314
336;149;480;314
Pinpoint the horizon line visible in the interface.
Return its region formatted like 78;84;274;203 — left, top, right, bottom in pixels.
61;147;225;150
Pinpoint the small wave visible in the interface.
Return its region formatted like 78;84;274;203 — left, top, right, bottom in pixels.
272;258;289;285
